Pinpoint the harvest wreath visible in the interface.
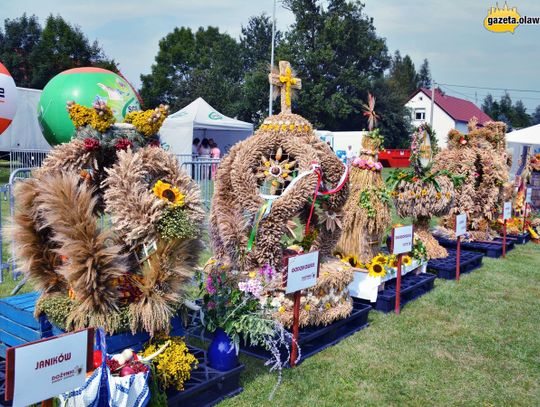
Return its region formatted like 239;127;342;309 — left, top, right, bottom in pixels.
9;101;204;335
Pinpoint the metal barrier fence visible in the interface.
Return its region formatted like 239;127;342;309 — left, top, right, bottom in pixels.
0;168;33;283
0;158;221;283
9;149;49;173
181;159;220;209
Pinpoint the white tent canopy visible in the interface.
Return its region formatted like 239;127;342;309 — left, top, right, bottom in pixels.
159;97;253;157
1;87;51;151
506;124;540;175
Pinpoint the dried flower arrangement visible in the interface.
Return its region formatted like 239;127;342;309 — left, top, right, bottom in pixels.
10;101;204;335
432;119;510;240
209;61;351;327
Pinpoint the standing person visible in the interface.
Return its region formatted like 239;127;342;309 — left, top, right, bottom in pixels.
198;138;211;158
210;140;221;179
346;145;355;165
192;137;201;157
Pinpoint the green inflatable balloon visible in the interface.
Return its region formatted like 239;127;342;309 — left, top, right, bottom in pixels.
38;67;141;145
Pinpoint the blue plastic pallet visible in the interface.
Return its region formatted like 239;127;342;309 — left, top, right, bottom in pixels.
494;233;530;245
428;249;484;280
188;300;371;367
436;236;514;258
359;273;436;313
166;346;244;407
0;292;186;357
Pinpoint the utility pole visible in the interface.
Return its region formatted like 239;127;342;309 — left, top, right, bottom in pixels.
269;0;277;116
430;81;436;129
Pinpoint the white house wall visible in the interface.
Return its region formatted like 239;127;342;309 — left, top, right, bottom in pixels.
406;92;457;147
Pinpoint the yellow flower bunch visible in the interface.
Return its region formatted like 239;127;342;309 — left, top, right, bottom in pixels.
142;336;198;391
66;101;115;132
124;104;169;137
67;102;93;128
90;106;115;133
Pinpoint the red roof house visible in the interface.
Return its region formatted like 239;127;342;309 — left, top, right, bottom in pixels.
406;88;493;146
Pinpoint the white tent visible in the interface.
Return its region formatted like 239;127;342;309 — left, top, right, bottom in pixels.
506;124;540;175
1;87;51;151
159;97;253;156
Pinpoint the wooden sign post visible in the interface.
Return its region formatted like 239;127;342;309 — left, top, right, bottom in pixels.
391;225;414;314
455;213;467;281
502;201;512;258
5;328;94;407
283;251;319;367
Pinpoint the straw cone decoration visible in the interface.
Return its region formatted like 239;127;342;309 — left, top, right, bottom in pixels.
336;135;391;263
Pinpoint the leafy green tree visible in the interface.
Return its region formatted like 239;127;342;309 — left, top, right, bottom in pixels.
387;51;419;103
531;105;540;125
511;100;531;128
140;26;243;116
29;15;117;88
0;14;42;87
482;93;531;129
418;58;431;88
238;14;281;124
280;0;392;132
0;14;116;89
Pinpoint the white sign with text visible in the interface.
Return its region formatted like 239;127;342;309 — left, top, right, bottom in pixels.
285;251;319;294
503;201;512;220
392;225;414;255
526;188;532;204
12;330;89;407
455;213;467;237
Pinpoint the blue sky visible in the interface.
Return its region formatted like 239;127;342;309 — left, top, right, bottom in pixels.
3;0;540;112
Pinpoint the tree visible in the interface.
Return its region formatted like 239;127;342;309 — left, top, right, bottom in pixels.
512;100;531;128
29;15;116;88
140;27;243;115
279;0;392;132
0;14;42;87
387;51;419;102
0;14;116;89
238;14;281;124
482;93;531;129
418;58;431;88
531;105;540;125
482;93;499;119
240;14;280;72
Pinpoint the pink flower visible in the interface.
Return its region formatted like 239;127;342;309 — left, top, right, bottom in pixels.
206;275;216;295
259;264;274;279
207;301;216;310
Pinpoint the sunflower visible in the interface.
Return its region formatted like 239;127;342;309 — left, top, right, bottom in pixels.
367;262;386;278
153;180;185;206
402;255;412;266
372;254;387;265
333;250;343;259
346;255;362;268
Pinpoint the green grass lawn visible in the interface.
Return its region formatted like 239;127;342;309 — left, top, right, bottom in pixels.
219;242;540;407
